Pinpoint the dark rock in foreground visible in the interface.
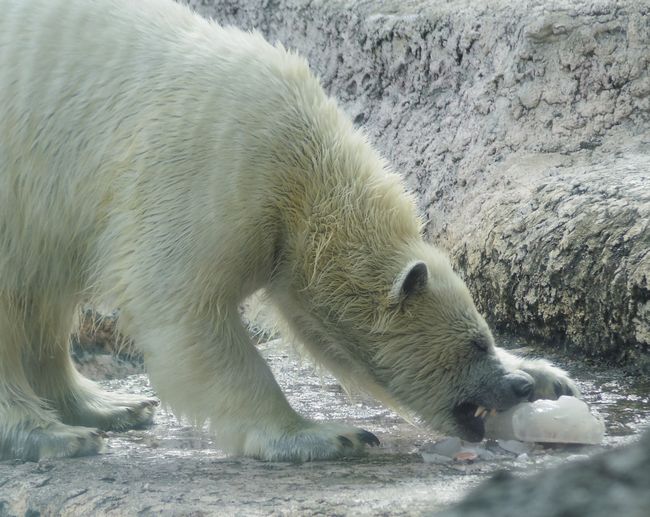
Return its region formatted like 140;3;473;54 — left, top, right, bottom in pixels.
436;429;650;517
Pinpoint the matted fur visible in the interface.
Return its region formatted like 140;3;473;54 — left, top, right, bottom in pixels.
0;0;578;461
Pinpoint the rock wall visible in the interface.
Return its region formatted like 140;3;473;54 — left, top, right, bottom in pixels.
185;0;650;367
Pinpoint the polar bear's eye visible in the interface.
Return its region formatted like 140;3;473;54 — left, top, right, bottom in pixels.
471;338;489;352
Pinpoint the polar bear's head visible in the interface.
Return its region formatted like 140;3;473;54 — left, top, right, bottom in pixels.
274;238;535;442
267;108;536;440
366;252;535;441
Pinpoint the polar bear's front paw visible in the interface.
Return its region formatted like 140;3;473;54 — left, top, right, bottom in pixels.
25;423;105;461
519;359;581;400
250;421;380;462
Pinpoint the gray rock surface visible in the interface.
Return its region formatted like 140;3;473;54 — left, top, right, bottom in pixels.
185;0;650;367
1;343;647;516
0;348;505;516
436;428;650;517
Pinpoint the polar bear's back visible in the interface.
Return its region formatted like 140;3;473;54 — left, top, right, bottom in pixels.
0;0;322;298
0;0;311;166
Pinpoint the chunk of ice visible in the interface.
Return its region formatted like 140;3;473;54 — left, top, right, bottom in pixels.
497;439;534;455
514;453;530;464
565;454;590;462
421;452;453;464
429;436;462;457
485;396;605;444
421;437;499;463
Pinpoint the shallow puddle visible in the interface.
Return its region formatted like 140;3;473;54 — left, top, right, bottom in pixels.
96;337;649;468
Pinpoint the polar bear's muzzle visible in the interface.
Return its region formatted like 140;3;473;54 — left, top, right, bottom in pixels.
452;402;491;442
452;371;535;441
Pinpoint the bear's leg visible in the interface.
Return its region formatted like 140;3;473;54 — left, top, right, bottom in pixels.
29;344;158;432
495;347;581;399
0;296;104;460
23;301;157;433
140;311;378;461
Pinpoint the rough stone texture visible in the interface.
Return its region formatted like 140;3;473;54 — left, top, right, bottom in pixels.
184;0;650;367
0;349;499;516
436;428;650;517
1;342;647;516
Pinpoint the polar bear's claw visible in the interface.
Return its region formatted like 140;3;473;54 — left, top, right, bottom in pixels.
357;430;381;447
553;378;576;398
335;430;379;449
335;430;379;452
337;435;354;448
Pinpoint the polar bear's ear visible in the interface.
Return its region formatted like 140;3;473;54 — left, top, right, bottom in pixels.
389;261;428;305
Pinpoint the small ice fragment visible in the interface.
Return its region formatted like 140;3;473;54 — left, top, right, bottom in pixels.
565;454;590;462
497;439;534;455
430;436;462;457
514;453;530;463
485;396;605;444
421;452;453;464
420;436;462;462
475;448;497;460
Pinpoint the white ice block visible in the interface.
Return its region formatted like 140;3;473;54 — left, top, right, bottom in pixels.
484;396;605;444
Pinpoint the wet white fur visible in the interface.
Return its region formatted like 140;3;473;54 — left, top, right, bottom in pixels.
0;0;578;461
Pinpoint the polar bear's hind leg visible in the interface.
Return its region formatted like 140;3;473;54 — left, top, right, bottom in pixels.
0;295;105;460
25;298;158;434
39;351;158;433
0;293;154;461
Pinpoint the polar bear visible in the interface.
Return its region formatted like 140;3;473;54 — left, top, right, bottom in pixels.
0;0;579;462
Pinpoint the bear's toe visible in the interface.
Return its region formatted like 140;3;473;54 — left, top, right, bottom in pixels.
336;429;380;450
64;392;158;431
337;435;354;448
29;424;105;461
520;362;581;401
356;429;381;447
553;378;578;398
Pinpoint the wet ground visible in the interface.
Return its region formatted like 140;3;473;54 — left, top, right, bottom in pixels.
0;337;648;516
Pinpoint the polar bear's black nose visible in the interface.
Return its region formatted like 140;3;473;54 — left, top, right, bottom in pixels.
510;372;534;400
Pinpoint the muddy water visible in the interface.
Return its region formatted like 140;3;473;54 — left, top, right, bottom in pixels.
1;338;648;515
